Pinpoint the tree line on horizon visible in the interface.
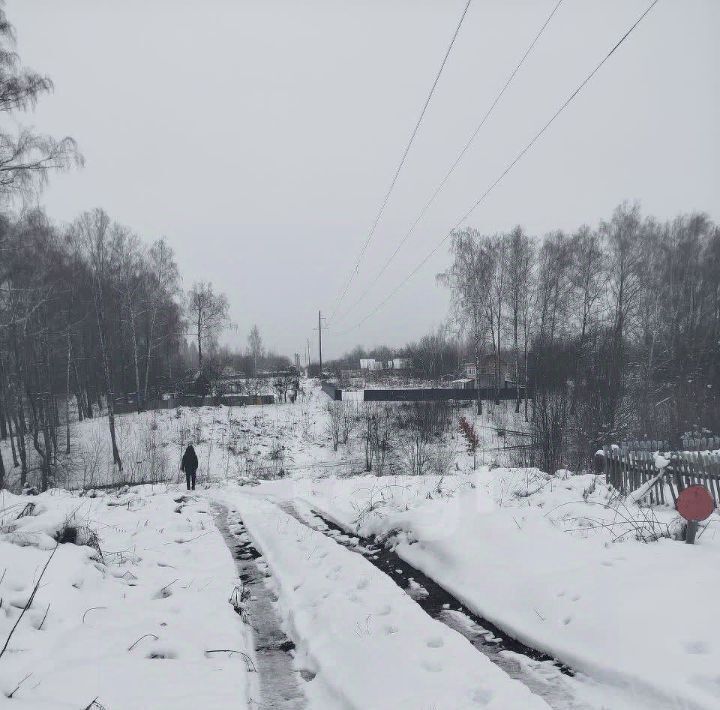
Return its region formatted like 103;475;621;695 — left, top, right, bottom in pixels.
331;202;720;472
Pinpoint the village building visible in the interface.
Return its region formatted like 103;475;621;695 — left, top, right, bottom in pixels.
461;354;515;388
359;358;384;371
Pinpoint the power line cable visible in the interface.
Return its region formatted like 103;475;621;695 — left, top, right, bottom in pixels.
327;0;475;324
338;0;660;335
333;0;564;326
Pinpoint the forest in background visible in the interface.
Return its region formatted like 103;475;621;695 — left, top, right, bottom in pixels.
331;203;720;472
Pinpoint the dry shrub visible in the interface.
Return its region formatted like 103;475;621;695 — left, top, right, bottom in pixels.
119;419;169;486
55;515;103;560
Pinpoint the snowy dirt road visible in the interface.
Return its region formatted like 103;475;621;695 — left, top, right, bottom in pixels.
278;501;582;710
212;485;691;710
213;489;553;710
213;502;307;709
279;500;671;710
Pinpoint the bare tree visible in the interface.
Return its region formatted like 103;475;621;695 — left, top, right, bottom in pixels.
600;202;643;438
0;7;82;202
570;226;604;346
486;234;507;405
361;404;393;474
247;324;263;375
504;226;534;413
326;401;343;451
187;282;229;368
405;325;460;381
115;227;145;411
70;209;122;471
536;231;575;345
143;238;179;398
438;228;496;415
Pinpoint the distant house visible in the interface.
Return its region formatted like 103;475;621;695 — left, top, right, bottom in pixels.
461;368;493;388
360;358;384;371
387;357;412;371
462;355;515;387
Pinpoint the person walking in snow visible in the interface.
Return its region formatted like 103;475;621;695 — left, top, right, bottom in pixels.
181;443;199;490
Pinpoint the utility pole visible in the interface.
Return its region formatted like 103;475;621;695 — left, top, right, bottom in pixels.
318;310;324;375
313;311;326;376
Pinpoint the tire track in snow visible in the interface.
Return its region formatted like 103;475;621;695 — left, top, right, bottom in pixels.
213;503;307;709
277;501;596;710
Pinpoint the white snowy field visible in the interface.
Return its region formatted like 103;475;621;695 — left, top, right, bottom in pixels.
0;380;527;493
1;380;719;709
0;486;250;709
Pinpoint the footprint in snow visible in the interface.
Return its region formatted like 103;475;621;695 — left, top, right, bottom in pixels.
421;660;442;673
472;688;494;705
426;638;444;648
153;583;175;599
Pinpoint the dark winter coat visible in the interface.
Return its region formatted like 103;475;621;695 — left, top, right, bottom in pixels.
181;445;199;474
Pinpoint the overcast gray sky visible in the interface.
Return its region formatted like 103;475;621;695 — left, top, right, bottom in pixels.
8;0;719;360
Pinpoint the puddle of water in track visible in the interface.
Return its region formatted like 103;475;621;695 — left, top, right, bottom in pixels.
213;503;308;709
278;501;596;710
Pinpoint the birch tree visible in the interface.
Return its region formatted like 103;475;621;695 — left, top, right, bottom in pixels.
187;282;229;368
70;209;123;471
438;228;496;415
0;5;81;202
504;226;534;413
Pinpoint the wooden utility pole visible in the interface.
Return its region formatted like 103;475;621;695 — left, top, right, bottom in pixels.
318;310;323;374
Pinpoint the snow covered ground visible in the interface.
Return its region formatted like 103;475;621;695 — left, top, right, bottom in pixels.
2;380;719;709
270;470;720;710
0;486;250;709
0;380;527;493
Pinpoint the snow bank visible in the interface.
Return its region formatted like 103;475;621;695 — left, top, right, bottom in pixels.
0;487;250;709
279;470;720;710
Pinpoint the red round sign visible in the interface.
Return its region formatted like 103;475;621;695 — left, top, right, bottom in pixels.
676;485;716;522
